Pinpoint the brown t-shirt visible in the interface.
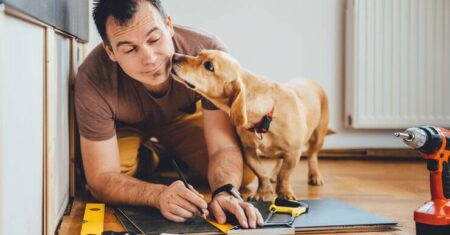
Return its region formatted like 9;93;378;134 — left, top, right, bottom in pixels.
75;25;225;141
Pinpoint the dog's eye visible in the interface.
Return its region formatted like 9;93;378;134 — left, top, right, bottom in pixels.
204;61;214;72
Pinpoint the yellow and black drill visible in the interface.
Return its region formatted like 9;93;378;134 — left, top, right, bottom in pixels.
395;126;450;235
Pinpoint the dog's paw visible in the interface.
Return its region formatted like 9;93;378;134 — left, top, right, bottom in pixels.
248;192;275;201
270;175;277;183
277;190;297;200
247;187;275;201
308;173;324;186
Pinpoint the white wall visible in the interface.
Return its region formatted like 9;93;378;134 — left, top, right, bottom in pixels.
87;0;407;149
0;7;44;234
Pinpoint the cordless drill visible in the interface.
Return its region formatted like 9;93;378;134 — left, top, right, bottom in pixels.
395;126;450;235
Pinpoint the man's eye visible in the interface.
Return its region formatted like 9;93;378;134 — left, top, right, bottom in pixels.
124;48;135;54
149;37;160;43
204;61;214;72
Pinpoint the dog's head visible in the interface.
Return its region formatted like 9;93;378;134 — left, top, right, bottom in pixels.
171;50;247;126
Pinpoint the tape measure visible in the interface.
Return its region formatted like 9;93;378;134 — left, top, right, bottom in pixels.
80;203;105;235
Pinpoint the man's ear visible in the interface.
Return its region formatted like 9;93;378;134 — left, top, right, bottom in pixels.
166;16;175;36
103;43;117;62
229;80;247;126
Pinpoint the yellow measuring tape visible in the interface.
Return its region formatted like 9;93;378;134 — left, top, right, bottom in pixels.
80;203;105;235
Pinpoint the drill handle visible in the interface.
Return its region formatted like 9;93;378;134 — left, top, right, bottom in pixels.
442;161;450;199
428;159;450;200
438;128;450;199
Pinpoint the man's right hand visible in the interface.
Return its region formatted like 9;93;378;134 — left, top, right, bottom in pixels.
157;180;209;222
80;136;208;223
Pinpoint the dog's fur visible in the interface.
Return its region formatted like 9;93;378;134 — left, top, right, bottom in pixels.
171;50;333;200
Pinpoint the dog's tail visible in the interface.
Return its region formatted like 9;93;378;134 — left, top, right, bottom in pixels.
326;128;336;135
318;86;332;137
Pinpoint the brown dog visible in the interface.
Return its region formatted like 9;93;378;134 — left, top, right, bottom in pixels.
171;50;332;201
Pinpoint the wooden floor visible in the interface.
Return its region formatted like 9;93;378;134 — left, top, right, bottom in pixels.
58;158;429;235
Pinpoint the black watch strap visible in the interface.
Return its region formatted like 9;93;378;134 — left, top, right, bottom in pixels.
211;184;244;201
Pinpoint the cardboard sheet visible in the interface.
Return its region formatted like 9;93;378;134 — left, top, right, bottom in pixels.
115;199;398;234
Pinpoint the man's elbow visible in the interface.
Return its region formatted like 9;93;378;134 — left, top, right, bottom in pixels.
89;187;102;201
85;173;112;203
85;178;105;201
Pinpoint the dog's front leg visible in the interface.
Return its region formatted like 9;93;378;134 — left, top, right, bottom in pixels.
270;159;283;183
276;151;301;200
244;148;275;201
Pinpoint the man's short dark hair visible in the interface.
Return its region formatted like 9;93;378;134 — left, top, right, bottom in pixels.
93;0;167;43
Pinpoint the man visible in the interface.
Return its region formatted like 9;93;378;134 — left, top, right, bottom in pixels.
75;0;264;228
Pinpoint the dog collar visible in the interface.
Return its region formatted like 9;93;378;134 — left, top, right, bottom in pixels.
247;106;275;137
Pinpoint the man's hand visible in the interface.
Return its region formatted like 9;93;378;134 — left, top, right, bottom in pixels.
209;192;264;229
157;180;209;222
202;110;264;228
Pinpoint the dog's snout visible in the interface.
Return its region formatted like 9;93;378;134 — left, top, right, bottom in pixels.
172;53;185;64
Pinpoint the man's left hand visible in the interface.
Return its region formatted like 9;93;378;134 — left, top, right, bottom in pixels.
208;192;264;229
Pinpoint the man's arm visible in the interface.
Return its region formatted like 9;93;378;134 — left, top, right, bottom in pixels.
203;110;243;190
203;109;264;228
80;135;208;222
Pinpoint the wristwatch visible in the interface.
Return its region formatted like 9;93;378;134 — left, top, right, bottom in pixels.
211;184;244;202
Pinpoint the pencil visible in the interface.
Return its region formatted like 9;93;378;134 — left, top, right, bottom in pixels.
171;159;207;218
171;159;189;188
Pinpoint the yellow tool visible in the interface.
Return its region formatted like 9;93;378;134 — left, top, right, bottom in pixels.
264;198;309;225
80;203;105;235
205;217;234;234
206;198;308;234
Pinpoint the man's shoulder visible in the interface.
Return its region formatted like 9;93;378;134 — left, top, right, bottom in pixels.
174;25;216;41
78;44;116;79
75;44;120;107
76;44;118;91
173;25;228;54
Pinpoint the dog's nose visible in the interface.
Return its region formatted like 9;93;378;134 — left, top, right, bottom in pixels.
172;53;185;64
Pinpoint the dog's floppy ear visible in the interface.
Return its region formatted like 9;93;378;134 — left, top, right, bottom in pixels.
229;80;247;126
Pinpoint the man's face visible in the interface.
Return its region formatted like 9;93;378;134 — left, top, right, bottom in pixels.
104;2;175;92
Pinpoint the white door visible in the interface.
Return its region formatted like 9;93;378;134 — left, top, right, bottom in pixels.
45;30;71;234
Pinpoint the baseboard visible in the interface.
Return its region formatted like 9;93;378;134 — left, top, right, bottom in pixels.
315;148;420;158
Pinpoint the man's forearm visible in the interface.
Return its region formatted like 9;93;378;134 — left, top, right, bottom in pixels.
208;146;243;191
90;172;167;208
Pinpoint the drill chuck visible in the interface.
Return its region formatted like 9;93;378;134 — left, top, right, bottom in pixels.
394;127;428;149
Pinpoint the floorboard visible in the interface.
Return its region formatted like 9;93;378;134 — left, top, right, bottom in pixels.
58;158;429;235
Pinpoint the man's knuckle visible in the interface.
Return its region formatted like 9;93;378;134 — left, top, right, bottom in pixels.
229;205;240;214
243;201;253;207
161;210;169;217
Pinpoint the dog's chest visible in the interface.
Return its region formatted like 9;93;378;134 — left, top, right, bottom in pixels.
237;129;287;157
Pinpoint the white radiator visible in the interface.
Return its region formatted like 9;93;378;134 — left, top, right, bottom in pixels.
345;0;450;128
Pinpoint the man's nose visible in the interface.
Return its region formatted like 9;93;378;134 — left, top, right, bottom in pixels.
141;45;157;64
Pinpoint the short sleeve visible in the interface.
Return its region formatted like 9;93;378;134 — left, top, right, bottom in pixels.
75;69;116;141
208;35;229;53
